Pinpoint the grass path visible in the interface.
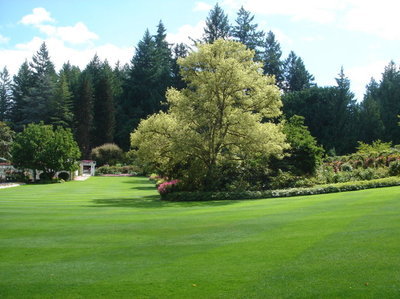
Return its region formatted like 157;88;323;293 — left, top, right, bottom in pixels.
1;177;400;298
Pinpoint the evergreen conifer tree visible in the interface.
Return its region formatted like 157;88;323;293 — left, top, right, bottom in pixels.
10;61;33;131
0;67;12;122
23;42;57;124
202;3;230;43
75;71;94;158
283;51;314;92
262;31;284;88
231;6;264;58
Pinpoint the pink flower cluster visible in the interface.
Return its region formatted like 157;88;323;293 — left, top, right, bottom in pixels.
157;179;181;194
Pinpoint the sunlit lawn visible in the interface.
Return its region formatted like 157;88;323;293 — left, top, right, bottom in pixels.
1;176;399;298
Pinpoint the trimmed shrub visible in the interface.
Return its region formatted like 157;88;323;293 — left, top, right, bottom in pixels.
95;165;140;176
161;177;400;201
91;143;124;166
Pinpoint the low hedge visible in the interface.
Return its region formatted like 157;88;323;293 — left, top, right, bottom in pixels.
161;176;400;201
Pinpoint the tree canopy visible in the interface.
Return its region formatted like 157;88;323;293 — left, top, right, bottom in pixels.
131;39;288;190
11;123;81;179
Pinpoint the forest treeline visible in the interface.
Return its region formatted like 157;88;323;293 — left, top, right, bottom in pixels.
0;4;399;157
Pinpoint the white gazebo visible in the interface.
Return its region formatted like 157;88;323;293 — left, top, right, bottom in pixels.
80;160;96;176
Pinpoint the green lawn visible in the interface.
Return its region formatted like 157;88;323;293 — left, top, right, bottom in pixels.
1;177;400;298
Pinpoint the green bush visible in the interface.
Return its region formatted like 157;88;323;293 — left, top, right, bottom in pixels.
95;165;141;175
340;163;353;172
91;143;124;166
389;160;400;176
161;177;400;201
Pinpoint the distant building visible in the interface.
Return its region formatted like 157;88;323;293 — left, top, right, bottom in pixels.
80;160;96;176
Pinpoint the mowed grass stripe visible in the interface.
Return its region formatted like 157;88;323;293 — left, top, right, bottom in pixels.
1;177;399;298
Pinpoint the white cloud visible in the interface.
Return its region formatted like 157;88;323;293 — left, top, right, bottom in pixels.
222;0;400;40
341;0;400;40
1;36;133;77
227;0;342;24
166;21;205;45
20;7;55;25
193;2;212;12
37;22;98;44
0;34;10;44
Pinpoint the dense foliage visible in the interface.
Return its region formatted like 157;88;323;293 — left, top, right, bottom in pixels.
11;123;81;180
131;40;288;191
90;143;124;166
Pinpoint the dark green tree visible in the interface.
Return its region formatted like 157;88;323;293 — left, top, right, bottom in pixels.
49;73;74;127
202;3;230;43
22;42;57;124
119;29;159;150
10;61;33;131
283;51;315;92
376;61;400;143
359;78;384;143
75;71;94;158
270;115;324;176
283;87;343;154
262;31;284;88
0;67;12;122
92;61;115;146
231;6;264;58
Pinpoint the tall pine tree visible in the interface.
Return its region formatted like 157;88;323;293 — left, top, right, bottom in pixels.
75;71;94;158
202;3;230;43
10;61;33;131
262;31;284;88
92;61;115;146
0;67;12;122
231;6;264;59
283;51;314;92
23;42;57;124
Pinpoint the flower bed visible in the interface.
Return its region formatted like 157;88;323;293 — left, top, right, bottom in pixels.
161;176;400;201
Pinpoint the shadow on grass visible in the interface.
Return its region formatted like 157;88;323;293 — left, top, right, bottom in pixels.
90;195;241;208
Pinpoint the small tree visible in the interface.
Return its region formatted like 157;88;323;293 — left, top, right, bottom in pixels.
11;123;81;180
91;143;124;166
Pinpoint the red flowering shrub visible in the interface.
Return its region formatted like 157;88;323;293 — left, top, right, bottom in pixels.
157;179;181;195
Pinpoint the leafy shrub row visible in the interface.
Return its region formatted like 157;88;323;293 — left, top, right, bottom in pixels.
161;176;400;201
96;165;141;175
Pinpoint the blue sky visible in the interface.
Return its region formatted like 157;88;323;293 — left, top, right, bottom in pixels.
0;0;399;101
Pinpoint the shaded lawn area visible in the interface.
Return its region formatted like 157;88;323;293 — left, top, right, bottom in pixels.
0;176;400;298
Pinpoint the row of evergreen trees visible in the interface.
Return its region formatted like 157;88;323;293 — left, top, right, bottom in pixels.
0;3;399;157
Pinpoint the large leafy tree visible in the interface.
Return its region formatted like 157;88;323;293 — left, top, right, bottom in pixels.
131;40;288;190
0;67;12;122
202;3;230;43
11;123;81;180
231;6;264;59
